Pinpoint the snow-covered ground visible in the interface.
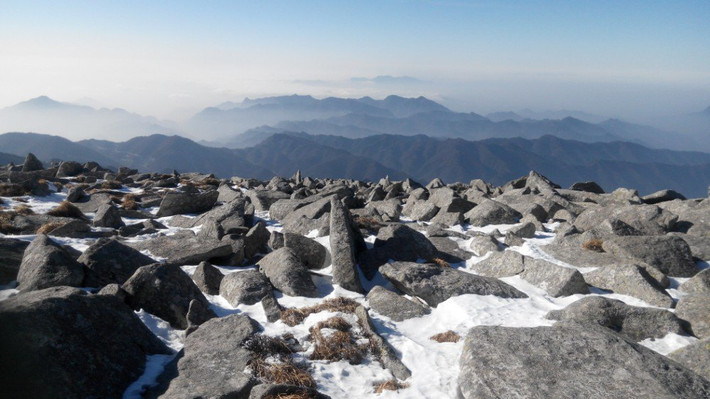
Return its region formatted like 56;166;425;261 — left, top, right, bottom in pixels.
0;185;703;399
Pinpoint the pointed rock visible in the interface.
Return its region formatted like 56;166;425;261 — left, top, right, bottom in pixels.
329;198;364;293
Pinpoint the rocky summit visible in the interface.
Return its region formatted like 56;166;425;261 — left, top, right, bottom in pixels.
0;158;709;398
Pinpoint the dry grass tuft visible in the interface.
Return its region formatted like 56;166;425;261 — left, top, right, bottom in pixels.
36;221;66;235
243;334;293;359
374;379;410;394
0;183;27;197
200;177;221;187
47;201;87;220
309;316;368;364
0;212;21;234
432;257;451;268
582;239;604;252
280;297;361;327
13;204;34;215
263;394;313;399
122;194;138;210
53;182;64;192
430;330;461;343
355;215;383;232
250;359;316;389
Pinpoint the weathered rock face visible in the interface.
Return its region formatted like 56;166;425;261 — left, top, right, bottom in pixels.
329;198;364;293
93;203;125;228
244;221;271;260
246;189;291;211
680;268;710;295
127;230;234;264
366;285;430;321
380;261;527;307
257;247;318;298
360;223;438;279
0;237;29;284
546;296;687;341
458;324;710;399
122;263;214;329
668;338;710;381
16;234;84;291
79;238;155;287
464;199;522;226
156;190;218;217
0;287;170;399
283;232;329;270
602;235;698;277
675;294;710;339
573;204;677;235
20;153;44;172
519;258;589;297
468;234;501;257
191;261;223;295
159;314;259;399
220;269;273;306
471;250;526;278
584;264;675;308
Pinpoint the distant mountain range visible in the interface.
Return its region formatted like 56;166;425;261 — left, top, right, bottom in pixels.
2;94;707;152
1;131;709;197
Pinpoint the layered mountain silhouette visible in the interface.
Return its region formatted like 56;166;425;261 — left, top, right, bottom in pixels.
1;131;708;197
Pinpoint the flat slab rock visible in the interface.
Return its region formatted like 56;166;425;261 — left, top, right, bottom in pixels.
127;230;233;264
379;261;527;307
458;323;710;399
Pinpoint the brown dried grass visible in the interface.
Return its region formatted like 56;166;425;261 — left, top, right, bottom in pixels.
36;221;66;235
582;239;604;252
355;215;383;232
0;183;26;197
432;257;451;268
0;212;20;234
263;394;313;399
374;379;410;394
430;330;461;343
101;180;123;190
249;359;316;389
122;194;138;210
46;201;86;220
309;316;367;364
13;204;34;215
280;297;360;327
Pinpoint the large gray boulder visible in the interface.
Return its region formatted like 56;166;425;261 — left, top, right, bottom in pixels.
329;198;364;293
79;238;155;287
680;268;710;295
280;196;332;236
16;234;84;291
366;285;430;321
0;287;170;399
464;199;522;227
92;203;125;228
668;338;710;381
257;247;318;297
602;235;698;277
156;190;219;217
283;232;329;270
159;314;259;399
458;324;710;399
584;264;675;308
245;189;290;211
123;263;215;329
0;237;29;284
468;234;501;257
573;204;677;235
519;258;589;297
675;294;710;339
191;261;223;295
359;223;438;279
219;269;273;306
127;230;234;264
471;250;526;278
244;221;271;259
21;152;43;172
546;296;687;341
380;261;527;307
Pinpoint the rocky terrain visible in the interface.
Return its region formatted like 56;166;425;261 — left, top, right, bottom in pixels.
1;153;709;398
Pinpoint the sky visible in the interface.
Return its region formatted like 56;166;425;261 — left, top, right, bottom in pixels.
1;0;708;121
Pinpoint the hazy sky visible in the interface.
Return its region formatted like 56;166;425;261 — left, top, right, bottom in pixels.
1;0;708;121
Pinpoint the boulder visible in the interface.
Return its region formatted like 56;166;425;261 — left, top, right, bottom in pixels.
244;221;271;259
216;183;243;203
191;261;224;295
16;234;83;291
329;198;364;293
668;338;710;381
380;261;527;307
680;268;710;295
79;238;155;287
122;263;215;329
284;232;329;270
127;230;234;265
602;235;698;277
355;306;412;381
584;264;675;308
0;287;170;399
675;294;710;339
366;285;430;321
642;189;686;204
21;153;44;172
464;199;522;226
248;384;330;399
546;296;687;341
55;161;83;177
405;200;439;222
219;269;273;306
359;223;439;279
245;189;291;211
570;181;605;194
471;250;526;278
257;248;318;298
156;190;219;217
573;204;677;235
468;234;501;257
280;196;332;236
428;236;473;263
159;314;259;399
519;258;589;297
0;237;29;284
458;324;710;399
92;203;125;228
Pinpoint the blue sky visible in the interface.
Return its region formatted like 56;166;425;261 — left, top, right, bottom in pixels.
1;0;708;120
